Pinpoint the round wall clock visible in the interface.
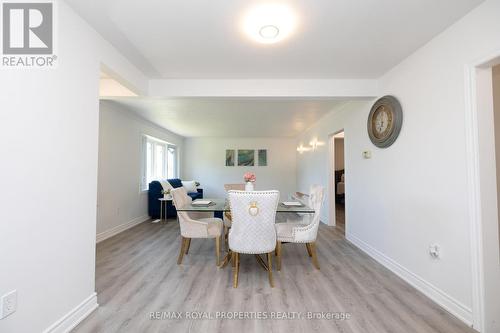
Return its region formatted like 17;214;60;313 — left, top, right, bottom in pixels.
367;95;403;148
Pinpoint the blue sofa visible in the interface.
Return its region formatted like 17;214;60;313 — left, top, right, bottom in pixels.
148;178;203;219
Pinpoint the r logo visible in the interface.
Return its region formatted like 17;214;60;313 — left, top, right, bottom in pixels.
2;2;53;54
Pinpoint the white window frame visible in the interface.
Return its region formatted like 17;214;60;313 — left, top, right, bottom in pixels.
141;135;178;191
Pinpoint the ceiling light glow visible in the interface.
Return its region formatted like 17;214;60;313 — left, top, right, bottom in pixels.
243;4;297;44
259;25;280;39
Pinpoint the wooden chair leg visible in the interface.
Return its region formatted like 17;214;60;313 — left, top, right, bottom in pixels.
276;241;282;271
220;250;232;268
254;254;268;271
267;252;274;288
233;252;239;288
215;236;220;266
224;226;229;251
177;237;187;265
185;238;191;254
309;242;320;270
305;243;313;257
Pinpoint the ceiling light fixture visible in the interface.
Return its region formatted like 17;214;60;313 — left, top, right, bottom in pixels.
309;139;325;151
242;4;297;44
297;144;311;154
259;25;280;39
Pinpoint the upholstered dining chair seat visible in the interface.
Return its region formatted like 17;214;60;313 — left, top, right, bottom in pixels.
275;185;325;271
199;218;223;237
171;187;223;266
275;223;299;242
228;190;279;288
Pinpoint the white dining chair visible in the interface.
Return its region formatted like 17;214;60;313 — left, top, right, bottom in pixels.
222;184;245;249
228;190;279;288
275;185;325;270
175;186;212;220
171;187;223;266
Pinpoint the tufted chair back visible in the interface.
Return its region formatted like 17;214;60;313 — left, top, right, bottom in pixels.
292;185;325;243
228;190;279;254
171;187;211;238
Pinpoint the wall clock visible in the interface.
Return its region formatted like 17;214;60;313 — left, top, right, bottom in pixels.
367;95;403;148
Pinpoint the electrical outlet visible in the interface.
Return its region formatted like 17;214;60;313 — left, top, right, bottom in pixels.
429;244;441;259
0;290;17;319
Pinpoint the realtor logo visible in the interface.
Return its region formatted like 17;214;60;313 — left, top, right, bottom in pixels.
2;1;56;67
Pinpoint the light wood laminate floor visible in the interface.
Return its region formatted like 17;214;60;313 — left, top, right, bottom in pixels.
73;220;475;333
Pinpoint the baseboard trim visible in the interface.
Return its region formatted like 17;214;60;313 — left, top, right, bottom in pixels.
346;232;473;326
96;215;149;243
43;293;98;333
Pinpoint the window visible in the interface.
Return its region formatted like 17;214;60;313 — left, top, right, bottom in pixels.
142;135;178;190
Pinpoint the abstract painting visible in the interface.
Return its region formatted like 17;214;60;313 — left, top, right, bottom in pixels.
258;149;267;166
225;149;235;166
238;150;255;166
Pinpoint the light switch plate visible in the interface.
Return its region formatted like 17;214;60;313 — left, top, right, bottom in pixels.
0;290;17;319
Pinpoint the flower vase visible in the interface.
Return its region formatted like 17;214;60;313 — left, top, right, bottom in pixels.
245;182;254;191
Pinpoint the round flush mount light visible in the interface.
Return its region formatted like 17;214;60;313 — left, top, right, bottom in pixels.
259;25;280;39
242;4;297;44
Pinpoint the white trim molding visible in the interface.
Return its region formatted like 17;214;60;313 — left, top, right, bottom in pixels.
43;293;98;333
96;215;149;243
463;49;500;332
346;233;473;326
464;63;485;332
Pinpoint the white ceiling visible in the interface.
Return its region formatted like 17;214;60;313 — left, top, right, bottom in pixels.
66;0;482;79
106;98;347;137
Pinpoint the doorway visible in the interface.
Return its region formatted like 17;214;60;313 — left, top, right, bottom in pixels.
329;130;345;234
466;56;500;332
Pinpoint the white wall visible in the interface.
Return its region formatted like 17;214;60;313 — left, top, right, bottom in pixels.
296;102;370;224
0;1;147;332
97;101;184;240
296;0;500;330
183;138;296;200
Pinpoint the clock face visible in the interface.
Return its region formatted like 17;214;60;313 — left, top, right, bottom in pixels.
372;105;393;139
367;96;403;148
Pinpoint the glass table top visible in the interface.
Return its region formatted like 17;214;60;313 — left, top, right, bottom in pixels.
176;198;314;214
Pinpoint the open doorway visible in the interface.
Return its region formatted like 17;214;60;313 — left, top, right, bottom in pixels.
466;56;500;332
329;131;345;235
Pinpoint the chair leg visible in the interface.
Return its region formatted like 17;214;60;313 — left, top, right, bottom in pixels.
224;226;229;251
305;243;313;257
267;252;274;288
309;242;320;270
254;254;268;271
220;250;232;268
233;252;239;288
177;237;187;265
185;238;191;254
276;241;282;271
215;236;220;266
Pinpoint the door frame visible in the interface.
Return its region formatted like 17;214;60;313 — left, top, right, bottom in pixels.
464;49;500;332
328;129;345;227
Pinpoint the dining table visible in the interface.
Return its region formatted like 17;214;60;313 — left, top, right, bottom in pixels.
175;197;315;268
175;198;315;214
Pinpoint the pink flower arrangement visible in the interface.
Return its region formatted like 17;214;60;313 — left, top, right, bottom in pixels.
244;172;256;183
